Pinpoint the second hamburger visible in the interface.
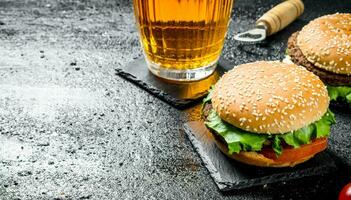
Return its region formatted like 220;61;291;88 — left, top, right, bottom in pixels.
285;13;351;104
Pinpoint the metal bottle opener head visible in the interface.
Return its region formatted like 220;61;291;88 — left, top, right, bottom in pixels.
233;24;267;43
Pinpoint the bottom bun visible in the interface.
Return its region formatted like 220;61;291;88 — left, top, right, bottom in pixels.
213;137;315;168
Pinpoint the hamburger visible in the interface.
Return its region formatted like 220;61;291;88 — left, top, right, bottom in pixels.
284;13;351;104
202;61;335;167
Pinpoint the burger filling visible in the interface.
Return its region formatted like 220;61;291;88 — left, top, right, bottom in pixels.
202;88;336;156
286;32;351;104
327;86;351;104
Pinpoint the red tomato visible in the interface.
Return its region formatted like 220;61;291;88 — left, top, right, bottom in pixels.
261;138;327;163
339;183;351;200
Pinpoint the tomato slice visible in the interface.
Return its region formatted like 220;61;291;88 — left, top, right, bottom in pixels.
261;138;328;163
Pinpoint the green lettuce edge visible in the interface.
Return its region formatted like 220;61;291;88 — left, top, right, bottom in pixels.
327;85;351;104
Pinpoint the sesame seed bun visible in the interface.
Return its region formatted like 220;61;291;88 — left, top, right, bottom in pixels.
213;136;315;167
297;13;351;75
211;61;329;134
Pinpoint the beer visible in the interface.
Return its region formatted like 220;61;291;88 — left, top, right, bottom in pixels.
133;0;234;81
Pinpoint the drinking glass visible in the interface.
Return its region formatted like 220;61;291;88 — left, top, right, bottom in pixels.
133;0;234;82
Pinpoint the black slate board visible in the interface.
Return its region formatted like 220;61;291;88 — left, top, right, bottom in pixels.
183;121;337;191
115;58;232;109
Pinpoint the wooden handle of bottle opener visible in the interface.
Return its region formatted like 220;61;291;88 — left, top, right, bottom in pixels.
256;0;304;36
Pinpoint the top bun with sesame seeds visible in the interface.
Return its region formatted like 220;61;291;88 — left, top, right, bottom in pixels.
211;61;330;134
297;13;351;75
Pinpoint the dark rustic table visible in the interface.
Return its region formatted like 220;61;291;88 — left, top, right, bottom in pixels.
0;0;350;199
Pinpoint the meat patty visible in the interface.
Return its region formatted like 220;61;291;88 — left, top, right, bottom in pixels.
287;32;351;86
202;103;212;120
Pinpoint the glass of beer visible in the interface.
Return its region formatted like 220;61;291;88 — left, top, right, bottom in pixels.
133;0;234;82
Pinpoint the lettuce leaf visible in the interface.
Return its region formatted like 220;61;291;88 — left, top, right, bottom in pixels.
314;109;336;138
273;136;282;155
205;110;267;154
327;85;351;103
281;125;314;148
202;86;214;105
204;108;335;156
285;49;289;55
